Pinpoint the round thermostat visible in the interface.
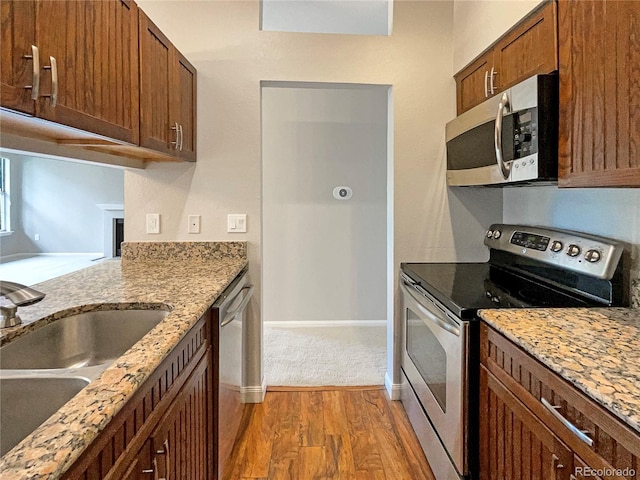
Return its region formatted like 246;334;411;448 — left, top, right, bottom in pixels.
333;186;353;200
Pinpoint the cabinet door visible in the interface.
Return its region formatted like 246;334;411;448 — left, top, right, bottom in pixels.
1;0;36;114
558;0;640;187
480;365;573;480
121;439;153;480
151;349;213;480
35;0;140;144
492;1;558;96
171;50;197;161
139;10;175;156
454;52;493;115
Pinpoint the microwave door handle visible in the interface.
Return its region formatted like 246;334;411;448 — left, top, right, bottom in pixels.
401;282;460;337
495;92;511;180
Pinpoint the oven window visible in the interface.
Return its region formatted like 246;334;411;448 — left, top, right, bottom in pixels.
406;310;447;412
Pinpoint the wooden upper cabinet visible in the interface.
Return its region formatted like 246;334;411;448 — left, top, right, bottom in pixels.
454;1;558;115
558;0;640;187
35;0;140;144
0;0;139;144
139;10;197;161
1;0;36;115
493;1;558;94
455;52;494;116
173;51;197;161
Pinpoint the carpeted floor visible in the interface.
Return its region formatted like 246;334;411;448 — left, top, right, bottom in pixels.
263;324;387;386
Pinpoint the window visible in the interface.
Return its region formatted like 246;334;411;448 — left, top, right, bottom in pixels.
0;157;10;233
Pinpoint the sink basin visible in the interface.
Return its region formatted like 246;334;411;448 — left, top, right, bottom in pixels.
0;309;168;370
0;376;90;456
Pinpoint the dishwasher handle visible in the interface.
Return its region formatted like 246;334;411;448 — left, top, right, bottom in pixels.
220;285;254;327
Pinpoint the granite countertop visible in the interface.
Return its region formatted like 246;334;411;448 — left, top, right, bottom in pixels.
478;307;640;434
0;242;248;480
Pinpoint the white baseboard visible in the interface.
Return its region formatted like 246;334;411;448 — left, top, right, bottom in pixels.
264;319;387;328
241;379;267;403
385;371;402;400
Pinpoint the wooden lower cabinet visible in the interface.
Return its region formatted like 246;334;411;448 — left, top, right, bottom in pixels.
61;311;215;480
148;349;213;480
480;365;573;480
480;322;640;480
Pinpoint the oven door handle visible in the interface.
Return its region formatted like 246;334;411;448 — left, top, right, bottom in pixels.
401;282;460;337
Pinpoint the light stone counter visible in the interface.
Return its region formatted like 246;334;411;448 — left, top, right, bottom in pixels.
0;242;247;480
479;308;640;434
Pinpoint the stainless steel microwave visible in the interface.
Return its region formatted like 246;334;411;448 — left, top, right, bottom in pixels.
446;74;558;186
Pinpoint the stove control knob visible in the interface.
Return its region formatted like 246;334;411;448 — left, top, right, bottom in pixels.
567;244;581;257
550;240;563;253
486;230;493;238
585;249;602;263
493;230;502;239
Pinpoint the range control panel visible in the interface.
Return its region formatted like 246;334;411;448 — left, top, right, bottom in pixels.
485;224;625;280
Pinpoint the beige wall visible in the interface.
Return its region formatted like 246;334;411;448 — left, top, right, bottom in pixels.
128;0;502;394
452;0;543;73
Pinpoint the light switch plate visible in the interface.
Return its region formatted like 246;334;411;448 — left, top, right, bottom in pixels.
227;214;247;233
146;213;160;234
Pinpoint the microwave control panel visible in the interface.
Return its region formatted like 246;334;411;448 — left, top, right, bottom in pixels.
512;109;538;159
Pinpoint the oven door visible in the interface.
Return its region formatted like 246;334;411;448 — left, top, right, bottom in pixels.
400;279;468;476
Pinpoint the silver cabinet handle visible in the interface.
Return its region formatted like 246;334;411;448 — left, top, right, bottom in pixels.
551;453;565;470
23;45;40;100
141;468;154;474
541;397;594;447
42;56;58;107
484;70;489;98
489;66;497;95
178;124;183;151
170;122;179;149
494;92;511;180
220;285;254;327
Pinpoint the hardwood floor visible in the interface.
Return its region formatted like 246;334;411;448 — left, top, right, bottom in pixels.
223;386;435;480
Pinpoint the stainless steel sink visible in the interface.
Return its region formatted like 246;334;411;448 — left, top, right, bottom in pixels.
0;376;90;456
0;309;168;370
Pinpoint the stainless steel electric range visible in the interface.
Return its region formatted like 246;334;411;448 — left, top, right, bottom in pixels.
400;224;629;480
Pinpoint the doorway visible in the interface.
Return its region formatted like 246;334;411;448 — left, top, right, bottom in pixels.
261;82;392;386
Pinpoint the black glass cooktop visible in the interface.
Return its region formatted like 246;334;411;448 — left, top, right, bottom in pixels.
401;262;598;319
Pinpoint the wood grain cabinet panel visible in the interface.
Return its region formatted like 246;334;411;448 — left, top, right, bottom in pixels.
139;10;197;161
558;0;640;187
480;365;573;480
0;0;139;144
35;0;139;144
151;350;213;480
480;322;640;480
454;0;557;115
0;0;36;115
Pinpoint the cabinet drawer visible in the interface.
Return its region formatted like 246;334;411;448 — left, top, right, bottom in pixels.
480;322;640;480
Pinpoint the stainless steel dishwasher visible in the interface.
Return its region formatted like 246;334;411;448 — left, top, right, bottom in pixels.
212;269;253;480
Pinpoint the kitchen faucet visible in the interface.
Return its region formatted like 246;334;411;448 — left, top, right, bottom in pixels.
0;281;46;328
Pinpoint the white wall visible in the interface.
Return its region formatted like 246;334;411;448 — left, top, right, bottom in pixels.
262;84;388;324
0;154;124;256
129;0;502;394
452;0;543;73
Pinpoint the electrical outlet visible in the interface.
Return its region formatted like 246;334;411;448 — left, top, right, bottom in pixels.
146;213;160;234
34;233;40;241
227;214;247;233
188;215;201;234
